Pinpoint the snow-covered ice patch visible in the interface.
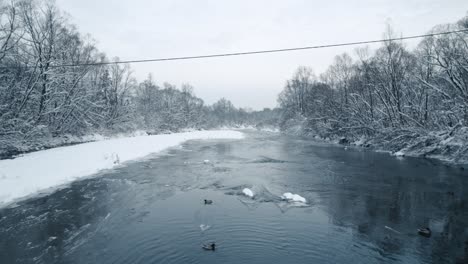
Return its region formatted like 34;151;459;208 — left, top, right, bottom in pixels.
0;130;244;207
281;192;307;203
200;224;211;232
392;150;405;157
242;188;254;198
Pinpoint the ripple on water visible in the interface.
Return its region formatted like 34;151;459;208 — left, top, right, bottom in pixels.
217;216;289;259
100;188;316;264
249;156;289;164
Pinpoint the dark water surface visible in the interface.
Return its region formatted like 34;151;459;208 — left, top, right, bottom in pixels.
1;131;467;263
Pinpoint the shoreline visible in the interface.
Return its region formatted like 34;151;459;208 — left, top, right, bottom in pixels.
0;130;244;207
283;126;468;167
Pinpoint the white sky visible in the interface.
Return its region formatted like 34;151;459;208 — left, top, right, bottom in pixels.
56;0;467;110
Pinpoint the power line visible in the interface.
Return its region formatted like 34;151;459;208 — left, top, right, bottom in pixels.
6;29;468;68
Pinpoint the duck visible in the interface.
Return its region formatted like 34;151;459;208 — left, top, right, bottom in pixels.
202;242;216;251
417;227;431;237
204;199;213;205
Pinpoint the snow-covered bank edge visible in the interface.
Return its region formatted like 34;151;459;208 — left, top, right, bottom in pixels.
217;125;280;133
0;127;276;160
0;129;198;160
282;119;468;166
0;130;244;207
357;128;468;166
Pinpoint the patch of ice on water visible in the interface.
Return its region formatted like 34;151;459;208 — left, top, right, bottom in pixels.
200;224;211;232
281;192;307;203
392;150;405;157
384;225;402;234
104;213;111;220
242;188;254;198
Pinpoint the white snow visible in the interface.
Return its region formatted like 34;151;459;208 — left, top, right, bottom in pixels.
200;224;211;232
104;213;111;220
441;136;455;145
384;225;402;234
242;188;254;198
353;136;366;147
258;127;280;133
281;192;307;203
203;160;210;164
0;130;244;207
393;150;405;157
217;125;279;133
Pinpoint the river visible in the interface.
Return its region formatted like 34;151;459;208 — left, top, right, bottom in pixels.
0;131;467;263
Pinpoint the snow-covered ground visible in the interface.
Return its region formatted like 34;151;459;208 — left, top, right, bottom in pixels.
283;116;468;165
217;125;280;133
0;130;244;207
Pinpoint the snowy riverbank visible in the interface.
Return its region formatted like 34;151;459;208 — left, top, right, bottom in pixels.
282;118;468;166
0;130;148;160
0;127;276;160
0;130;244;207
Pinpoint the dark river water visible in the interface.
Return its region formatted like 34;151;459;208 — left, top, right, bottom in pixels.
1;131;467;264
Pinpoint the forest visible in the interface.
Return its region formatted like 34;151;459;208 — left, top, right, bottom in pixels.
278;17;468;162
1;0;467;163
0;0;278;158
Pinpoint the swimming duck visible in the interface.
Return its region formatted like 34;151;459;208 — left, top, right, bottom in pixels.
202;242;216;251
204;199;213;205
418;227;431;237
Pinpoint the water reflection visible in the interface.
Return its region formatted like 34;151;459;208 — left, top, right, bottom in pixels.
296;140;468;263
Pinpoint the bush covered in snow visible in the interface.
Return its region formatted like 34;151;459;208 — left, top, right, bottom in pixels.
277;15;468;164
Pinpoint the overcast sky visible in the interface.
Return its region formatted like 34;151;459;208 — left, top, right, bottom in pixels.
56;0;467;110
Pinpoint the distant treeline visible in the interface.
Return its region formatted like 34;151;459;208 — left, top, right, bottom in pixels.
278;15;468;159
0;0;278;152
